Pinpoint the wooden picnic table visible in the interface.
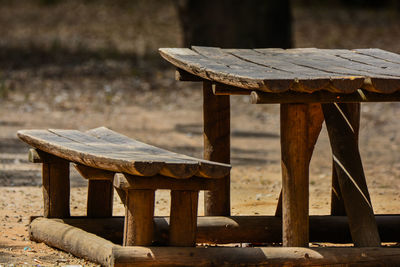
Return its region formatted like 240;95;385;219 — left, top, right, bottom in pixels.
159;46;400;248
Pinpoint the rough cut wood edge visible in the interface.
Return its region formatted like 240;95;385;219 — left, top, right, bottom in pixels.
251;89;400;104
30;218;400;267
32;215;400;245
176;68;204;82
30;217;114;266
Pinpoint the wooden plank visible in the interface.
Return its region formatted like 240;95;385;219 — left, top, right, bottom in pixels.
322;103;381;247
18;129;211;178
229;48;361;93
192;46;295;93
114;173;216;191
280;103;324;247
51;129;200;179
169;190;199;246
123;189;155;246
86;127;230;179
159;47;294;92
355;48;400;65
251;89;400;104
41;152;70;218
203;81;231;216
18;129;165;177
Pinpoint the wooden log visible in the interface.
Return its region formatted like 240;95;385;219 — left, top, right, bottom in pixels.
41;152;70;218
212;83;251;95
251;89;400;104
87;180;114;218
30;217;113;266
169;190;199;246
114;173;216;191
124;189;155;246
111;245;400;267
322;103;381;247
30;217;400;266
176;68;204;82
280;103;324;247
203;81;231;216
36;215;400;245
331;103;360;216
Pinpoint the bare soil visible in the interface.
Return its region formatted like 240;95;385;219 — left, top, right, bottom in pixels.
1;1;400;265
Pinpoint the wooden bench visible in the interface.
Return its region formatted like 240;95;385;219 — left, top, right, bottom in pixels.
17;127;230;247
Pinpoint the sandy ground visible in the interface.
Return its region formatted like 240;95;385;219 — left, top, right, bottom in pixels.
1;1;400;265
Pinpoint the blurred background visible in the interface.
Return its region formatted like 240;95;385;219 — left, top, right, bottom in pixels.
1;0;400;263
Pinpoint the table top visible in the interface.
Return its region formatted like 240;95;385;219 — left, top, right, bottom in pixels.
159;46;400;94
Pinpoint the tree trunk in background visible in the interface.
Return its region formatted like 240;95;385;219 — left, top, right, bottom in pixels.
177;0;292;49
177;1;292;216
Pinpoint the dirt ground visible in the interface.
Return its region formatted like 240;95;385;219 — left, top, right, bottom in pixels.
1;1;400;265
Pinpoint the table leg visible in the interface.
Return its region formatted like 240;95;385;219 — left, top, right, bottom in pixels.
330;103;360;216
322;103;381;247
280;103;323;247
203;81;230;216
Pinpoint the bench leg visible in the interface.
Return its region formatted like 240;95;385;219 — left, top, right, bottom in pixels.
203;81;230;216
87;180;114;218
322;103;381;247
123;189;155;246
42;153;70;218
169;190;199;246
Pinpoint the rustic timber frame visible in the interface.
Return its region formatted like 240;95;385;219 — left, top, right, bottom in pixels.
18;47;400;266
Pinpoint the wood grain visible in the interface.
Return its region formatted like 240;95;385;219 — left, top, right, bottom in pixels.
18;127;230;179
169;190;199;246
41;152;70;218
203;81;231;216
123;189;155;246
322;103;381;247
160;47;400;94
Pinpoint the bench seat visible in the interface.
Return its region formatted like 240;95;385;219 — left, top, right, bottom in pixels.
17;127;231;247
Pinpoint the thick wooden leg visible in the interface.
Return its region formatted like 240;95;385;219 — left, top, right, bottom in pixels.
169;190;199;246
87;180;114;218
322;103;380;247
123;189;155;246
203;81;230;216
331;103;360;216
280;103;323;247
42;153;70;218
